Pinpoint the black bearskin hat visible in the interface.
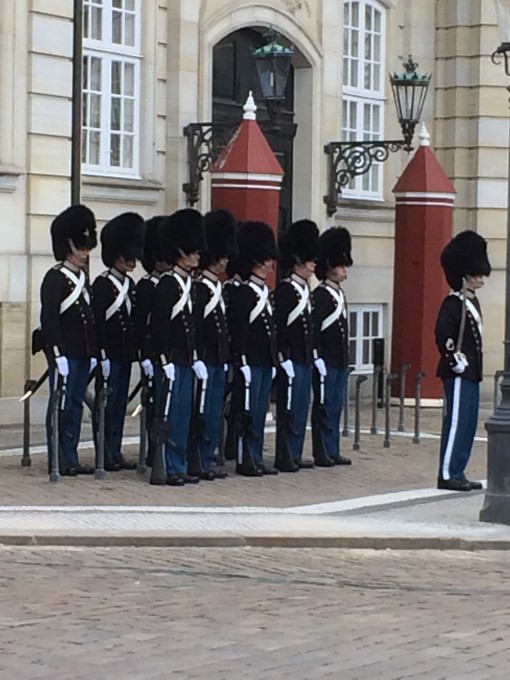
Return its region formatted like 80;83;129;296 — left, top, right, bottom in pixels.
201;209;238;268
51;204;97;261
101;212;145;268
158;209;206;264
237;221;279;271
279;219;319;272
440;230;491;291
315;227;353;280
142;215;165;273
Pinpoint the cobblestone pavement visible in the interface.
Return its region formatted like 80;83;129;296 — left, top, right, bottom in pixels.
0;405;488;508
0;546;509;679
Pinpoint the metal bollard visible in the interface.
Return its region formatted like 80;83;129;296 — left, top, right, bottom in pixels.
397;363;411;432
383;373;398;448
21;379;37;467
371;366;383;434
494;370;504;410
413;372;427;444
353;375;368;450
342;367;354;437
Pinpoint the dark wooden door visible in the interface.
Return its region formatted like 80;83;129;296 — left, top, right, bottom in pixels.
212;28;295;236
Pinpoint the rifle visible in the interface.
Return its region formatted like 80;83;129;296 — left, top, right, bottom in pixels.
49;372;66;482
454;276;469;369
149;376;175;485
187;377;208;477
19;369;49;402
274;372;299;472
236;373;261;476
222;368;240;461
95;374;109;479
136;373;152;474
311;370;334;466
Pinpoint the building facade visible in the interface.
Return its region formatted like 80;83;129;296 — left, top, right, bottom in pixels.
0;0;506;422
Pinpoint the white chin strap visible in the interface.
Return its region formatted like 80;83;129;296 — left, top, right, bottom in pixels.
68;238;88;263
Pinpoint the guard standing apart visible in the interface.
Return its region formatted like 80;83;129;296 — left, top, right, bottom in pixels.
92;212;145;471
150;209;208;486
228;221;279;476
133;215;169;466
436;230;490;491
274;220;323;471
39;205;98;476
193;209;238;479
311;227;353;466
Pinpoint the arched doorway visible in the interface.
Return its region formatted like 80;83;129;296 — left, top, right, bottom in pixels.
212;28;296;235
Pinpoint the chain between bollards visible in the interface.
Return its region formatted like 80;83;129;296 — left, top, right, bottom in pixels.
397;363;411;432
413;371;427;444
353;375;368;450
383;373;398;448
342;366;354;437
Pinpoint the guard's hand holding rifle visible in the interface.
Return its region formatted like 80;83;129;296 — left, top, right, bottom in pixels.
89;357;97;374
100;358;111;379
192;360;208;381
162;362;175;381
240;365;252;384
141;358;154;379
280;359;295;379
452;351;468;375
314;357;327;377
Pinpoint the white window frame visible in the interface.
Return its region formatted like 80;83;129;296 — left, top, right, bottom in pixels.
348;304;384;373
82;0;142;178
342;0;386;200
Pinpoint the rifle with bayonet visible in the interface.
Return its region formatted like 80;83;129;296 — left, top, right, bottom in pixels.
236;372;261;476
149;376;175;485
274;372;299;472
187;377;208;477
311;370;334;466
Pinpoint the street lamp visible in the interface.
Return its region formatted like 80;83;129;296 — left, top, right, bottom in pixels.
323;55;431;216
252;28;294;123
182;28;295;207
479;1;510;524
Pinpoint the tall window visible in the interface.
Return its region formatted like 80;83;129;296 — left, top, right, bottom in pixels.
349;304;384;372
342;0;385;199
82;0;141;176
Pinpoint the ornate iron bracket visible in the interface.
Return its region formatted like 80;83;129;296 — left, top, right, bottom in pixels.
182;122;239;207
323;140;409;217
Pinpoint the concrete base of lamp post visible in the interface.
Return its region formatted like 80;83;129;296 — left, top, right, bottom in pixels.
479;396;510;524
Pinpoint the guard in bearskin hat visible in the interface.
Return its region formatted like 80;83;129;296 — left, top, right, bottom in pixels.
39;204;98;477
435;230;491;491
311;227;353;467
227;221;279;476
132;215;170;467
189;209;238;480
274;220;323;471
92;212;145;471
150;209;207;486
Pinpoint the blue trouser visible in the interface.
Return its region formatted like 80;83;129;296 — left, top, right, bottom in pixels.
46;358;90;469
285;363;312;463
155;364;193;475
439;377;480;481
104;361;131;465
322;367;349;460
248;366;273;465
199;363;227;471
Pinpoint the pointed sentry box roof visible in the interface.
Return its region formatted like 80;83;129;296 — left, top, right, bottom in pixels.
211;92;284;176
393;124;456;195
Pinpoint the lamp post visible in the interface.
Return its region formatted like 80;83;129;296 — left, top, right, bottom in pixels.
323;55;431;216
183;28;294;207
479;0;510;524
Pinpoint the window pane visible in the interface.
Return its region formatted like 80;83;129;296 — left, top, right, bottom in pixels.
352;2;359;27
349;311;357;336
125;14;135;46
362;339;370;365
124;99;134;132
374;9;381;32
365;6;372;31
113;0;122;7
110;134;121;166
124;63;134;96
111;98;121;131
126;0;135;9
112;10;122;43
350;59;358;88
372;311;379;335
349;340;357;366
363;311;370;336
123;135;134;167
90;131;100;165
91;7;102;40
111;61;122;94
91;57;101;91
91;94;101;127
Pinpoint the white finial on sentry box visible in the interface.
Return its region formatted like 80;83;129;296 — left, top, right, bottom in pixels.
243;91;257;120
418;122;430;147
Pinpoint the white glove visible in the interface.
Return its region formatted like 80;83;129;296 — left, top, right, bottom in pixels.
141;358;154;379
100;358;111;380
452;352;468;374
280;359;295;379
240;365;252;384
314;357;327;377
224;363;229;372
55;356;69;377
162;362;175;381
192;360;208;381
271;367;277;380
89;358;98;374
